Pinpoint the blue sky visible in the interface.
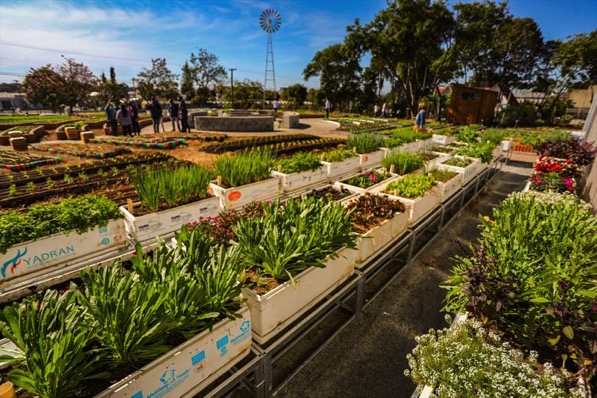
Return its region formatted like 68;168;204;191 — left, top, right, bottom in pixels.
0;0;596;88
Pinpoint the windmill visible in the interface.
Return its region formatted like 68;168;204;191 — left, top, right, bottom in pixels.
259;8;281;106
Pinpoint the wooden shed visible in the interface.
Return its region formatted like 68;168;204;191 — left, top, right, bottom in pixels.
447;84;499;125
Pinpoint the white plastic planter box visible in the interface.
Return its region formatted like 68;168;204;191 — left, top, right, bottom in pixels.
376;187;441;225
359;149;387;169
295;184;360;204
333;169;400;194
353;209;409;266
437;156;481;186
436;173;463;203
432;134;455;145
321;155;361;179
242;247;358;344
424;152;452;172
119;197;221;243
209;178;281;210
97;306;252;398
501;139;513;151
271;165;328;193
0;220;127;282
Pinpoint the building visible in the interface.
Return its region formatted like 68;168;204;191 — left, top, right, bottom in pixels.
0;92;27;111
447;84;499;125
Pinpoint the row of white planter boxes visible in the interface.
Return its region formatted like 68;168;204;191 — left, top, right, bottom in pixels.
0;168;490;398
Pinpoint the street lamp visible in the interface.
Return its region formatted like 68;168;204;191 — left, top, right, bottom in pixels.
229;68;237;109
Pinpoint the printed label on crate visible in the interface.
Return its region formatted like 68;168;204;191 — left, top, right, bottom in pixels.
130;368;191;398
137;220;163;233
169;211;193;225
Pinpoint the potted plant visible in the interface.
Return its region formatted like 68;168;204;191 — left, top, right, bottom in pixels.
344;193;409;265
428;169;461;202
120;164;221;243
0;230;252;398
437;156;481;185
0;195;126;283
208;150;281;209
381;151;426;175
346;133;388;168
320;147;361;178
372;174;440;224
334;168;398;194
271;151;328;193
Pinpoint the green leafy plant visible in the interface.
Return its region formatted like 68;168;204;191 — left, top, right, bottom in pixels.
130;164;212;212
8;183;17;196
234;197;357;284
444;191;597;373
381;151;425;175
0;195;122;254
274;151;322;174
211;150;273;188
79;264;173;367
385;174;435;199
444;156;474;167
320;147;357;162
428;169;458;183
346;133;386;154
0;289;108;398
342;169;389;189
344;193;406;233
454;142;495;164
405;317;584;397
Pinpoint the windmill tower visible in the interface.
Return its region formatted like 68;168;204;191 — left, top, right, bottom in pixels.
259;8;281;106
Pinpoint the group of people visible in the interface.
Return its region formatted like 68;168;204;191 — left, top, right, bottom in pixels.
147;97;189;134
104;96;190;136
104;99;141;137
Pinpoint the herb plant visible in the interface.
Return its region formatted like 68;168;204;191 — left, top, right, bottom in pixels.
381;151;425;175
454;142;495;164
211;150;273;188
385;175;435;199
320;147;357;162
274;151;322;174
0;195;122;254
428;169;458;183
0;289;108;398
444;156;474;167
346;133;386;154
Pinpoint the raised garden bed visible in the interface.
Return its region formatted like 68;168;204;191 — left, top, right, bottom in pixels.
30;144;132;159
437;156;481;186
0;150;62;171
90;137;188;149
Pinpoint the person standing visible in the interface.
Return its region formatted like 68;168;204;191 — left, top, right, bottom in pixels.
324;98;331;118
178;96;189;133
273;98;279;116
149;97;162;133
116;104;133;137
374;104;380;118
381;102;386;118
128;101;140;135
414;103;427;132
104;98;118;136
168;98;180;132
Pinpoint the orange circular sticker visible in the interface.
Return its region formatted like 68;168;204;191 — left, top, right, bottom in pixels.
207;187;214;195
228;191;242;201
363;156;369;162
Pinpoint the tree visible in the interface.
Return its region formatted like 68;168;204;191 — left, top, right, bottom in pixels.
180;61;195;100
136;58;179;101
97;67;128;104
346;0;456;114
221;79;263;109
188;49;227;105
21;65;65;112
551;31;597;87
56;57;97;114
281;83;308;108
303;43;362;111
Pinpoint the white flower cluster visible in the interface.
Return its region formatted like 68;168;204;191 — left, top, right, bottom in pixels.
405;318;585;397
505;190;593;212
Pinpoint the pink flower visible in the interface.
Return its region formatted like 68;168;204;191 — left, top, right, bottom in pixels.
369;173;378;182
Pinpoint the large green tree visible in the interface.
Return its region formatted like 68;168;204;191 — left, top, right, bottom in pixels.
221;79;263;109
346;0;456;114
97;67;128;104
180;61;195;100
303;43;362;111
281;83;308;108
136;58;179;101
188;49;227;105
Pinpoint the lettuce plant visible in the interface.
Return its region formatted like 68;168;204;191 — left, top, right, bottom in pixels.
385;175;435;199
320;147;357;162
273;151;322;174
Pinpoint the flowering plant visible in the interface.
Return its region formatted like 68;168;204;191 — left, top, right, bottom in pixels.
535;139;597;166
533;154;580;178
405;316;586;397
530;171;576;193
342;169;389;189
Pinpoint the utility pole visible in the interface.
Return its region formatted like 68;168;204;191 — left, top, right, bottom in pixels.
229;68;237;109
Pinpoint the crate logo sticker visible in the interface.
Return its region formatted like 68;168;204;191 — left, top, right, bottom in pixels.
191;350;206;372
231;320;251;345
170;211;192;224
1;248;27;278
130;368;190;398
138;220;163;233
216;335;229;356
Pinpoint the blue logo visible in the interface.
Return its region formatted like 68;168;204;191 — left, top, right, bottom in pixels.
1;248;28;278
240;320;251;333
101;237;110;245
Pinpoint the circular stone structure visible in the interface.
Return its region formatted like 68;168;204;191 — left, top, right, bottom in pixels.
194;110;275;132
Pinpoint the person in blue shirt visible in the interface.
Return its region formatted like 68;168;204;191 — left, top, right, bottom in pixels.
414;103;426;132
